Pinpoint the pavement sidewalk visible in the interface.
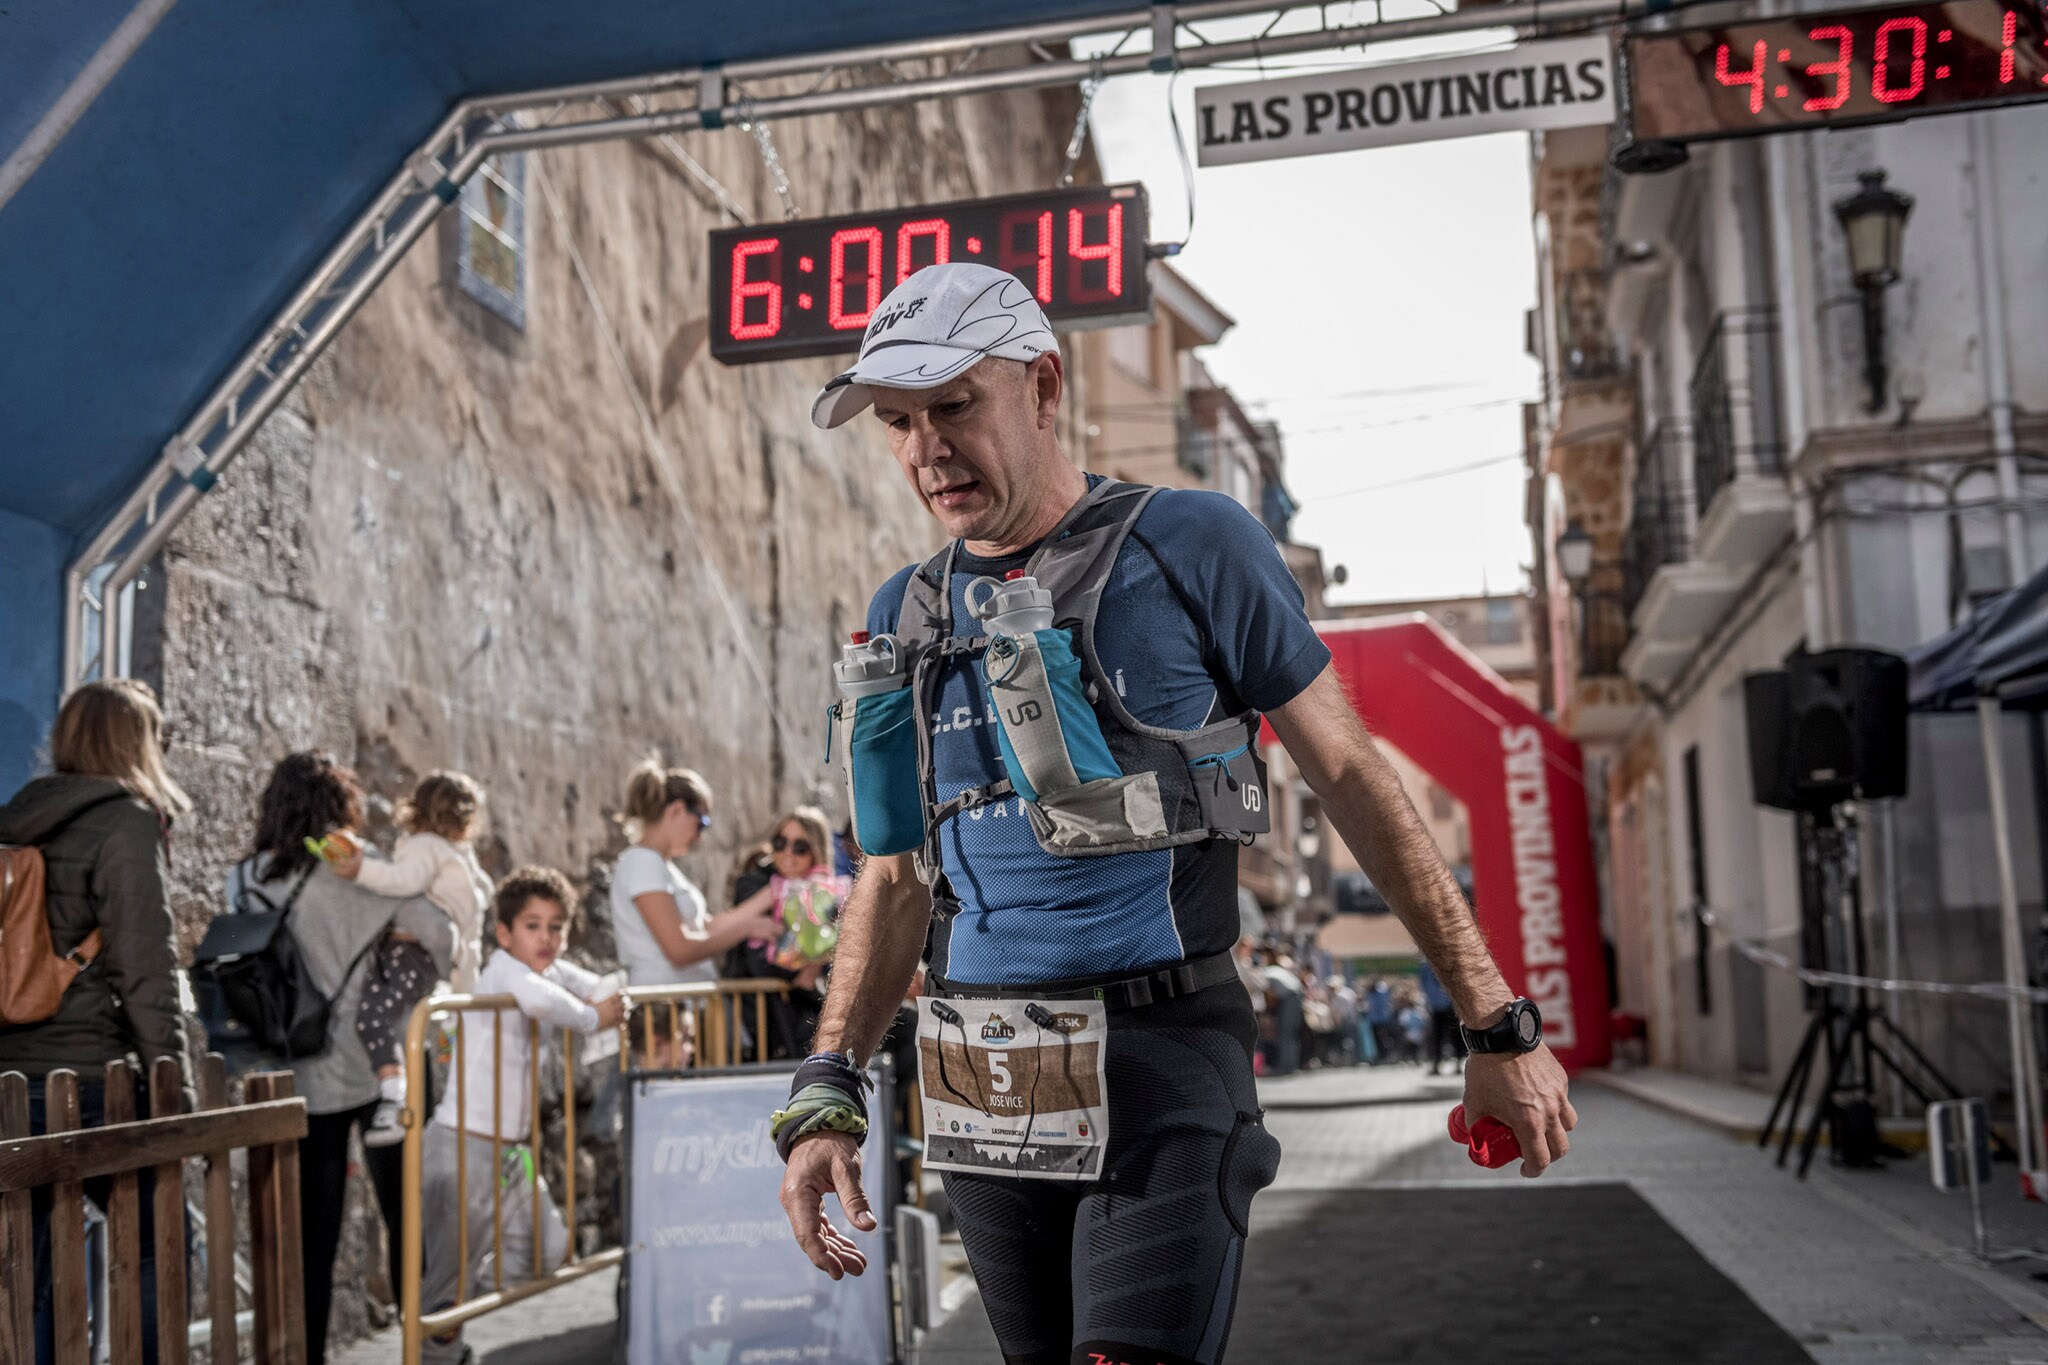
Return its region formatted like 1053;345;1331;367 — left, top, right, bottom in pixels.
330;1063;2048;1363
924;1063;2048;1363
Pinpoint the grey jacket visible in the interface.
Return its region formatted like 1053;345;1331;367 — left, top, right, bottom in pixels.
0;776;191;1090
230;854;454;1116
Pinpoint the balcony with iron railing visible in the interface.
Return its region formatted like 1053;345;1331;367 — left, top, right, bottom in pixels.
1620;420;1742;688
1689;308;1794;568
1622;422;1692;621
1577;588;1631;679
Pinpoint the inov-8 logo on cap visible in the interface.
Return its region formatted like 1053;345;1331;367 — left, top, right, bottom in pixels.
811;263;1058;430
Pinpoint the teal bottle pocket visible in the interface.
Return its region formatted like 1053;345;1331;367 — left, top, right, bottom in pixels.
985;628;1120;802
843;687;925;856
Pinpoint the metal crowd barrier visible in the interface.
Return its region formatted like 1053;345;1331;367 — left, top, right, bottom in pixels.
397;978;789;1365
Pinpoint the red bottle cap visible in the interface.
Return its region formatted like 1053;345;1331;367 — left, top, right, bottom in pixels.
1447;1104;1521;1169
1005;569;1027;581
850;631;870;644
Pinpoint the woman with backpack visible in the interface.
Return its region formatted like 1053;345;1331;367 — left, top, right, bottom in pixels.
227;752;453;1365
0;679;190;1365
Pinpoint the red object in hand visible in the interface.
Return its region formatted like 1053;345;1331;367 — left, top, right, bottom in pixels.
1448;1104;1521;1169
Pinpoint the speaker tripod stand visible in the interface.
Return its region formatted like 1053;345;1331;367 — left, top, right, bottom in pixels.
1759;804;2003;1176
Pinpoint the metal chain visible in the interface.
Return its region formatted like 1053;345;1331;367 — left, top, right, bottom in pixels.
1056;62;1106;188
733;95;800;220
1698;905;2048;1004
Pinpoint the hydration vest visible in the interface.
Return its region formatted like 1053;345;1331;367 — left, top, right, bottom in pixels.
885;478;1272;885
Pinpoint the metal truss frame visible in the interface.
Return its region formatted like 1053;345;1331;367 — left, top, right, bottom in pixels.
66;0;1659;686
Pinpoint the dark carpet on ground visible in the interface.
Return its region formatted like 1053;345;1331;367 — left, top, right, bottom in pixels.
1230;1183;1811;1364
479;1321;618;1364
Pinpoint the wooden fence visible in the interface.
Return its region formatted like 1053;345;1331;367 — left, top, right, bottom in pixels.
0;1054;309;1365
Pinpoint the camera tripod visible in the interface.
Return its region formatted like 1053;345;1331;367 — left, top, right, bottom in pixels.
1759;804;2004;1176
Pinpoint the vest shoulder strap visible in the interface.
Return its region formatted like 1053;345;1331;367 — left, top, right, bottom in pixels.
1028;480;1157;632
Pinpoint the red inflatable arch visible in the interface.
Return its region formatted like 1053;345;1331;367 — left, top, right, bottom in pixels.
1272;616;1611;1072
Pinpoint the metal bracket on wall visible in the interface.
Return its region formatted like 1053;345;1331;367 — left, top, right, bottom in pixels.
64;0;1689;687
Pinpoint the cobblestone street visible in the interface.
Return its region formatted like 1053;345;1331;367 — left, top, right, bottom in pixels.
330;1064;2048;1363
922;1065;2048;1364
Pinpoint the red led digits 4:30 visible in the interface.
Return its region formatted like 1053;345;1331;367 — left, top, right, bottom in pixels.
707;184;1151;366
1626;0;2048;143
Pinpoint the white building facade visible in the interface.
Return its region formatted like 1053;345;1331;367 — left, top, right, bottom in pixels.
1530;97;2048;1101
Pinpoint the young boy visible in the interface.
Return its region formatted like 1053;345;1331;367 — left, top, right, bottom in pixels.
419;867;624;1364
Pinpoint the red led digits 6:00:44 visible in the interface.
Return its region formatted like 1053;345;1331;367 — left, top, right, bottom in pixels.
707;184;1151;366
1626;0;2048;143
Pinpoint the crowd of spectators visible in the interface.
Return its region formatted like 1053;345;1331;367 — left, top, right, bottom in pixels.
1235;935;1467;1078
0;680;851;1365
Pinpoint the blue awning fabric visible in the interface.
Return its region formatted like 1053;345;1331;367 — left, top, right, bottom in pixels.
1907;562;2048;712
0;1;1122;792
0;0;1126;542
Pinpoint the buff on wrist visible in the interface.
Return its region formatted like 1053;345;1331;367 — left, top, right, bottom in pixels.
771;1083;869;1162
793;1051;873;1097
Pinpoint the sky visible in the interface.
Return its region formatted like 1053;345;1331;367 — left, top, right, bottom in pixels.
1079;7;1546;606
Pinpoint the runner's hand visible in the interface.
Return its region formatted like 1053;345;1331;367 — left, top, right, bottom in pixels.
779;1131;875;1278
1462;1043;1576;1178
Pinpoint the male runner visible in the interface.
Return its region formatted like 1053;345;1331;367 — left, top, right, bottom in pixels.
776;263;1574;1364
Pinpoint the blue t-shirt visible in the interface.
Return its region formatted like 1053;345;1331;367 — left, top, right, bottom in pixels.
865;480;1330;986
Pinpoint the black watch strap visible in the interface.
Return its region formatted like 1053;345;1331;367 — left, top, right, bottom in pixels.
1461;998;1543;1055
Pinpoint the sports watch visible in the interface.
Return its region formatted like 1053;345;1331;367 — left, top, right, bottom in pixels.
1460;998;1544;1055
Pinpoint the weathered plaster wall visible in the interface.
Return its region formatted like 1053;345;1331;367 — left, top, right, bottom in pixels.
152;78;1076;1347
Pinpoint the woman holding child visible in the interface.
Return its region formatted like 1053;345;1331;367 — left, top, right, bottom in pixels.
231;752;456;1365
329;769;491;1147
723;804;845;1057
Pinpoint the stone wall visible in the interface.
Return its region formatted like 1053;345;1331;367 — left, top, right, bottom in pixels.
149;75;1078;1349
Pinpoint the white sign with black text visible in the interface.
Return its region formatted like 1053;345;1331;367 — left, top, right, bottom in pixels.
1194;36;1615;166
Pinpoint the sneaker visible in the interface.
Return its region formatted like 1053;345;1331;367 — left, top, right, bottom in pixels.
362;1096;405;1148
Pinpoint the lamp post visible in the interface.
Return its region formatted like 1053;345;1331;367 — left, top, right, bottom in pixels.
1556;520;1595;592
1833;170;1914;413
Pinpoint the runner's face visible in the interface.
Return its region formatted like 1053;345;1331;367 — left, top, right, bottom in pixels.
871;355;1062;549
496;896;569;971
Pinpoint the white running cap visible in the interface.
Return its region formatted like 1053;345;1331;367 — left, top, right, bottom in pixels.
810;263;1058;430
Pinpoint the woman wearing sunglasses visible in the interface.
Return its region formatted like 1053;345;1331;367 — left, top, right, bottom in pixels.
724;805;847;1057
610;761;780;1014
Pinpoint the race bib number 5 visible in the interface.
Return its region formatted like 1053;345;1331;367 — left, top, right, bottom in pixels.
915;996;1109;1181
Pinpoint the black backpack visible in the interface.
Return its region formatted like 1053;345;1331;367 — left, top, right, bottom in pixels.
192;858;371;1059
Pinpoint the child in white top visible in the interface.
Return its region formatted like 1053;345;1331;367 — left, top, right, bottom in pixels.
334;770;492;1146
418;867;622;1365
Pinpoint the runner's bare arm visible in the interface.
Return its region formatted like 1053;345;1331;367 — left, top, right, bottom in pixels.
811;851;933;1060
1266;665;1576;1176
781;851;932;1276
1266;666;1511;1021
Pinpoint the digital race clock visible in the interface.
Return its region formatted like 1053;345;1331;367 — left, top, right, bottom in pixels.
708;183;1152;366
1623;0;2048;144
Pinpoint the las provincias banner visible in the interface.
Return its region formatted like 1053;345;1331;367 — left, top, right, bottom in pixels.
1195;35;1616;166
1263;617;1612;1071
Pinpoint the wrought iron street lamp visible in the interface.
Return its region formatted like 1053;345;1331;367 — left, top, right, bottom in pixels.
1556;520;1595;592
1833;170;1913;413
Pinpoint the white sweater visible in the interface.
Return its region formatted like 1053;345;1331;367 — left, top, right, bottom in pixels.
429;949;607;1141
354;832;490;991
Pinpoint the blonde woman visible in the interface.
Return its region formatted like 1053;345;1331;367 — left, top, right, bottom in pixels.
0;680;191;1365
609;760;779;996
